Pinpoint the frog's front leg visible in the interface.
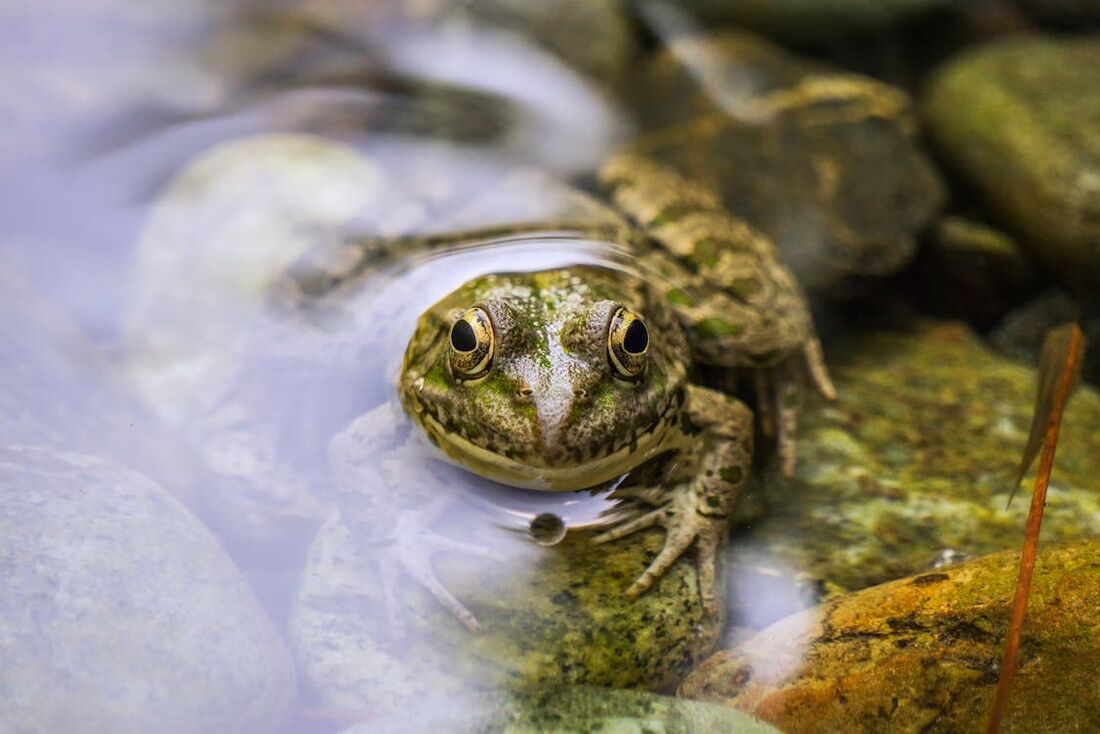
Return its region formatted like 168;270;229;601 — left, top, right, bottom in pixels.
593;385;752;615
330;401;494;634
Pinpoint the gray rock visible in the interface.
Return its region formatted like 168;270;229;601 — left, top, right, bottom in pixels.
924;37;1100;294
0;446;296;734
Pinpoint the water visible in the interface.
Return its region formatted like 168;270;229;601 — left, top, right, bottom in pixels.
3;2;1098;733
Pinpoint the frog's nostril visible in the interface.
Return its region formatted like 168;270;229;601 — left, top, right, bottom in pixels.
516;386;534;402
573;388;588;399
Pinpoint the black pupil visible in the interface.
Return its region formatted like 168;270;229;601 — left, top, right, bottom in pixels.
451;319;478;352
623;318;648;354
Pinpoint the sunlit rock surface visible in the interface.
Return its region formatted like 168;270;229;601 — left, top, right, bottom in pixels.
726;322;1100;626
627;31;945;295
682;540;1100;733
925;37;1100;294
0;446;296;733
290;512;721;708
341;686;781;734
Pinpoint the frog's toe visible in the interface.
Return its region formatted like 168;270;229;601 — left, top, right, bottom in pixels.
695;529;721;617
804;337;836;401
370;510;492;635
591;506;663;545
384;539;483;634
625;521;696;598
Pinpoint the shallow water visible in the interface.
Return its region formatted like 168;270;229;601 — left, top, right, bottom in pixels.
3;2;1099;733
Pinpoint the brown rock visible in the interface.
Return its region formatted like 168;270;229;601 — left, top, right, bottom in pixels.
681;540;1100;733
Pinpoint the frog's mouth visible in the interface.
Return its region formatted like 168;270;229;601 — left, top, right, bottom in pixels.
417;411;677;492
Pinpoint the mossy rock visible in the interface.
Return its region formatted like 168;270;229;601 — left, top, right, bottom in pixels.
290;513;721;710
342;686;781;733
924;37;1100;294
682;540;1100;733
728;322;1100;610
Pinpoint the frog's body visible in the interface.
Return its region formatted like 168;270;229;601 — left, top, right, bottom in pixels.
318;152;833;631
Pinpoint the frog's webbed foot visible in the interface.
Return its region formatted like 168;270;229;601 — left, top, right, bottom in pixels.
592;385;749;616
330;404;495;635
592;489;727;615
369;503;496;635
754;337;836;477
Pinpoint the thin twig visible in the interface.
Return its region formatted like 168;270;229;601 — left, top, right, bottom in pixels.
984;323;1084;734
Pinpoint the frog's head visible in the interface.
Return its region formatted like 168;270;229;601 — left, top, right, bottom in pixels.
398;268;687;491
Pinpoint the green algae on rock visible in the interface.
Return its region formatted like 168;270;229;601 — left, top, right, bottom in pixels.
725;322;1100;612
290;511;722;710
628;32;944;295
924;37;1100;294
342;686;781;734
681;540;1100;733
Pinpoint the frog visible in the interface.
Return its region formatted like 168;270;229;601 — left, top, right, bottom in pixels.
313;151;835;633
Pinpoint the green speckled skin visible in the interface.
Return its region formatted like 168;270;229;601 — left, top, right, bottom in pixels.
399;267;689;489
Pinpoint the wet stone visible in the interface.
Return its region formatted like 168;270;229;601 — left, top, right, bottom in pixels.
725;322;1100;618
924;37;1100;294
0;446;296;734
629;32;945;295
681;540;1100;733
290;513;721;711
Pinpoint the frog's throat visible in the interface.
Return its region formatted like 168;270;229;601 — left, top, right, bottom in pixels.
417;412;679;492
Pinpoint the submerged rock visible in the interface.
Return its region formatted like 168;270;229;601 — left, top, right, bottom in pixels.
629;32;944;295
725;322;1100;623
681;540;1100;733
290;511;721;709
650;0;950;44
1017;0;1100;26
0;446;295;734
924;37;1100;294
990;289;1100;389
911;215;1036;328
343;686;781;734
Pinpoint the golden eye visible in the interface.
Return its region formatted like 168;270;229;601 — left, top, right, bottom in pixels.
608;307;648;380
449;307;494;379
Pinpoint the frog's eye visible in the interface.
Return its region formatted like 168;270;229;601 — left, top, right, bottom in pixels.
608;307;649;380
449;307;494;380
